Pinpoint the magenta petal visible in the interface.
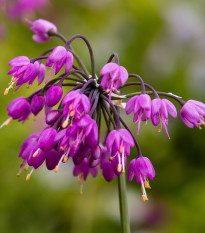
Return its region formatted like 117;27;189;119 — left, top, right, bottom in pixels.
8;56;30;66
119;66;128;86
100;62;118;76
127;159;136;182
162;99;177;118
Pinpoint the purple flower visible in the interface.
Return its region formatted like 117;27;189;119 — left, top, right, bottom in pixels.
7;97;31;121
45;85;63;107
180;100;205;128
26;18;57;43
106;129;134;174
45;149;61;170
46;110;61;125
38;127;57;152
73;157;98;194
30;95;44;116
127;156;155;202
125;94;151;134
100;145;116;182
100;63;128;101
151;98;177;139
45;46;73;83
61;90;91;128
6;57;46;94
27;146;46;169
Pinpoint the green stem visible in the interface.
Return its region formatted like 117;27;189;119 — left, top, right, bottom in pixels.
118;173;130;233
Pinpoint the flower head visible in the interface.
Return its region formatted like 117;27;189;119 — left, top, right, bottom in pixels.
106;129;134;174
100;62;128;101
125;94;151;134
151;98;177;138
26;18;57;43
45;46;73;83
180;100;205;129
127;156;155;201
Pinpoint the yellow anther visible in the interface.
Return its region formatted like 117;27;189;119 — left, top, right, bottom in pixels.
122;170;125;174
12;77;17;82
4;88;9;96
109;156;113;161
77;116;80;119
33;149;39;158
142;195;149;202
144;180;151;189
199;126;202;130
79;191;83;195
16;173;20;177
54;166;59;173
120;144;123;153
26;174;31;181
117;164;122;172
5;118;11;126
23;167;28;172
157;129;161;133
63;155;69;163
69;104;73;111
69;110;75;117
72;141;75;144
60;146;64;150
62;120;69;129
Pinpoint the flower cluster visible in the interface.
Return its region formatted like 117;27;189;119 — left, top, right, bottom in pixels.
1;18;205;202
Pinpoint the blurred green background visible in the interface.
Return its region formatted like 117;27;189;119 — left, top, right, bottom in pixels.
0;0;205;232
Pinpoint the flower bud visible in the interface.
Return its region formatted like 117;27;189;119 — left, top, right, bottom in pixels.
45;85;63;107
30;95;44;115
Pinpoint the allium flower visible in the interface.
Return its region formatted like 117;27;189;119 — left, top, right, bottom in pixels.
127;156;155;202
73;157;98;194
26;18;57;43
46;110;61;125
151;98;177;138
100;145;116;182
7;97;31;121
125;94;151;133
46;46;73;82
180;100;205;128
6;57;46;94
100;62;128;101
106;129;134;174
61;90;91;128
30;95;44;116
45;149;61;170
45;85;63;107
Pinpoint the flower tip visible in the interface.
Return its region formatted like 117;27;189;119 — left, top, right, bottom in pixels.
142;195;149;202
54;165;59;173
16;173;20;177
26;174;31;181
63;155;69;163
4;88;9;96
62;120;69;129
79;191;83;195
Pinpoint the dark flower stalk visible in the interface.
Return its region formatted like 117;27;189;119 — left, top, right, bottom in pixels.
1;18;205;233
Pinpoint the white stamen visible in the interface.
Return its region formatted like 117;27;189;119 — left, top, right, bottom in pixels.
140;174;148;199
0;117;12;128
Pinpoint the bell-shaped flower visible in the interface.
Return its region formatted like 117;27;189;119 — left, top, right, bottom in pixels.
45;85;63;107
45;149;61;170
73;157;98;194
30;95;44;116
61;90;91;128
100;145;116;182
45;46;73;82
106;129;134;174
151;98;177;139
180;100;205;129
27;146;46;169
7;97;31;122
26;18;57;43
46;110;61;125
125;94;151;134
127;156;155;202
100;62;128;101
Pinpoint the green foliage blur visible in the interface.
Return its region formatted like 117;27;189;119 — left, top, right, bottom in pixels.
0;0;205;232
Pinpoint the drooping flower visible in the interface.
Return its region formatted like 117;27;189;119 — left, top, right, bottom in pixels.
7;97;31;121
100;62;128;101
6;57;46;94
61;90;91;128
100;145;116;182
30;95;44;116
125;94;151;134
45;85;63;107
106;129;134;174
151;98;177;139
26;18;57;43
73;157;98;194
45;46;73;83
45;149;62;170
127;156;155;202
180;100;205;129
46;110;61;125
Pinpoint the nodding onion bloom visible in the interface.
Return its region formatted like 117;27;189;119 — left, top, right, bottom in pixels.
1;19;204;201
